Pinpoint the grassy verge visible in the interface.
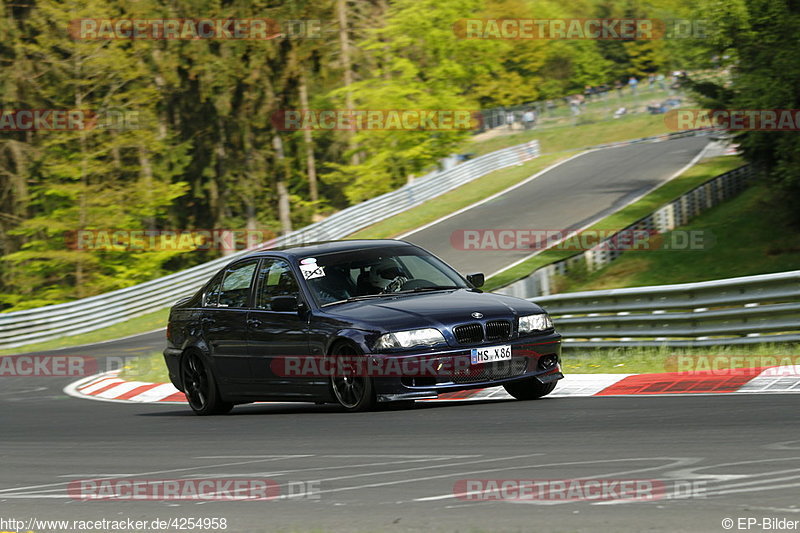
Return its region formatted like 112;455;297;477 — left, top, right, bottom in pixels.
119;351;171;383
349;153;562;240
483;155;746;291
0;308;168;356
558;183;800;292
470;110;677;157
561;344;800;374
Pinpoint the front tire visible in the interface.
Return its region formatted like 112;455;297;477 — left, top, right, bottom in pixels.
180;352;233;416
329;343;375;412
503;378;557;400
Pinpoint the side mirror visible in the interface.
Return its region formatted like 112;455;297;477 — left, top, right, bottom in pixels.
271;295;300;313
466;273;485;288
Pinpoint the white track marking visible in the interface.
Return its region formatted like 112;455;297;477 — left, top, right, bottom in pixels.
712;481;800;497
397;151;593;239
94;380;151;399
0;456;312;497
186;456;482;478
738;366;800;393
127;383;180;402
320;454;481;458
488;140;712;279
77;377;124;394
413;457;697;502
549;374;631;397
302;456;687;502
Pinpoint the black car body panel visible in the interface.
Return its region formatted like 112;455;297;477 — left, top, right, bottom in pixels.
164;239;562;405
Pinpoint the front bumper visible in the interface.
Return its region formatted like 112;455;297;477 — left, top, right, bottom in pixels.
369;333;562;402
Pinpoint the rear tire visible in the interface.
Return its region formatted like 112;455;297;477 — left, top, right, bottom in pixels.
180;352;234;416
329;342;376;412
503;378;557;400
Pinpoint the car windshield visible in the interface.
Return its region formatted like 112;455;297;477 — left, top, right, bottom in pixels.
299;245;469;306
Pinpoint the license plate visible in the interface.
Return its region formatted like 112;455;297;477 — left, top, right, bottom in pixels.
470;345;512;365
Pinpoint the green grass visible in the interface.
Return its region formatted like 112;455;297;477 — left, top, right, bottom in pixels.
0;308;168;356
562;344;800;374
118;351;170;383
348;153;563;240
471;110;677;157
483;156;747;291
558;182;800;292
469;87;685;156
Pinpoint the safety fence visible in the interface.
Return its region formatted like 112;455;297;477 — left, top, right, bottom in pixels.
497;164;753;299
532;270;800;347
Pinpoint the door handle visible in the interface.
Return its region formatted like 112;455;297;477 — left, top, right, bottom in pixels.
247;318;263;328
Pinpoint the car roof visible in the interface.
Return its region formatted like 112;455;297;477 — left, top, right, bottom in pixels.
242;239;416;260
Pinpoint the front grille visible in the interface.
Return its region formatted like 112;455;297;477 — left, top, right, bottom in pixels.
452;357;528;384
485;320;511;341
453;323;484;344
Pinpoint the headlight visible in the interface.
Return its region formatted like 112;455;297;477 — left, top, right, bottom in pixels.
518;313;553;334
374;328;445;350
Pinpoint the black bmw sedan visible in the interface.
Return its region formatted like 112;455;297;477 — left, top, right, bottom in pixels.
163;239;562;414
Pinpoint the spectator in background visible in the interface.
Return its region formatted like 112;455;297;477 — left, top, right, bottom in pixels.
647;73;656;90
569;96;581;116
522;109;536;129
614;79;624;98
506;110;515;130
628;76;639;95
656;73;666;90
584;85;594;102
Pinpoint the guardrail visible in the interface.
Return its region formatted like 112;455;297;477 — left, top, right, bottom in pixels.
533;270;800;347
0;140;541;350
497;163;752;299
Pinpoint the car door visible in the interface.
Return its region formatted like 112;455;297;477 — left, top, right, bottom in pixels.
246;257;314;398
201;259;258;387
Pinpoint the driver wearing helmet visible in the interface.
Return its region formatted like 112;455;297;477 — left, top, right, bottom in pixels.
367;257;408;293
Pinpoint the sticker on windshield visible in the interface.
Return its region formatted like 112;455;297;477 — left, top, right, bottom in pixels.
299;258;325;280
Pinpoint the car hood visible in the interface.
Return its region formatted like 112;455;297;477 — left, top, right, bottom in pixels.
322;289;544;332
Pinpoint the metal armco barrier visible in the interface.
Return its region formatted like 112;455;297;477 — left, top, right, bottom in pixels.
497;164;753;299
533;270;800;347
0;140;541;349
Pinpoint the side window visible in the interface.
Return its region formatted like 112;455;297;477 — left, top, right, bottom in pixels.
255;258;300;310
215;261;258;308
203;275;223;307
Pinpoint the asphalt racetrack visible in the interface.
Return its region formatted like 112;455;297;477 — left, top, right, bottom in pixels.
405;135;711;275
3;137;798;533
2;333;798;532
